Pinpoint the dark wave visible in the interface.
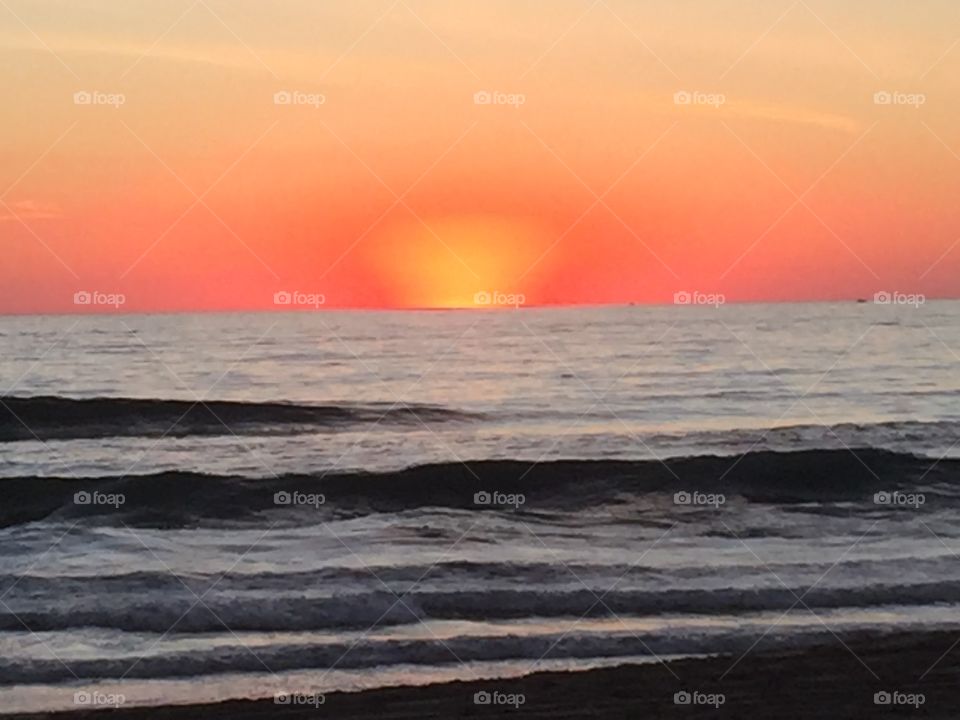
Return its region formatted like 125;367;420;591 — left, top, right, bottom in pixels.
2;580;959;636
0;395;480;441
3;555;951;597
1;449;955;528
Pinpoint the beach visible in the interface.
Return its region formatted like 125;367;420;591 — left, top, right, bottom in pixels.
4;0;958;714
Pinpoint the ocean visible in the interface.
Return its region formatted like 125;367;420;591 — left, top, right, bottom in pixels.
1;301;959;714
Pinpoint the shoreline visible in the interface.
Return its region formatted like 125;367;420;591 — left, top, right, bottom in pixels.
8;630;959;719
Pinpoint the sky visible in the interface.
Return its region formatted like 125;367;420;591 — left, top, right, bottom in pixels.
1;0;959;312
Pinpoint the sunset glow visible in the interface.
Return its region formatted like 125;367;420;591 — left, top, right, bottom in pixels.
368;215;551;308
2;1;959;312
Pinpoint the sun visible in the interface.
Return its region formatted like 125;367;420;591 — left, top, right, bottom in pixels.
370;215;549;308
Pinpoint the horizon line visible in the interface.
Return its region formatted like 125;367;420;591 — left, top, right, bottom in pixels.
2;295;957;318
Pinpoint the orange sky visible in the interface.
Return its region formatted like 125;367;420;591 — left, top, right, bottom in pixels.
1;0;959;312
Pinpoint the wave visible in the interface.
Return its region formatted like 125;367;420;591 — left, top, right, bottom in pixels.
1;449;955;528
645;419;960;445
0;628;782;684
0;395;481;441
2;598;958;684
3;580;960;636
4;554;955;597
